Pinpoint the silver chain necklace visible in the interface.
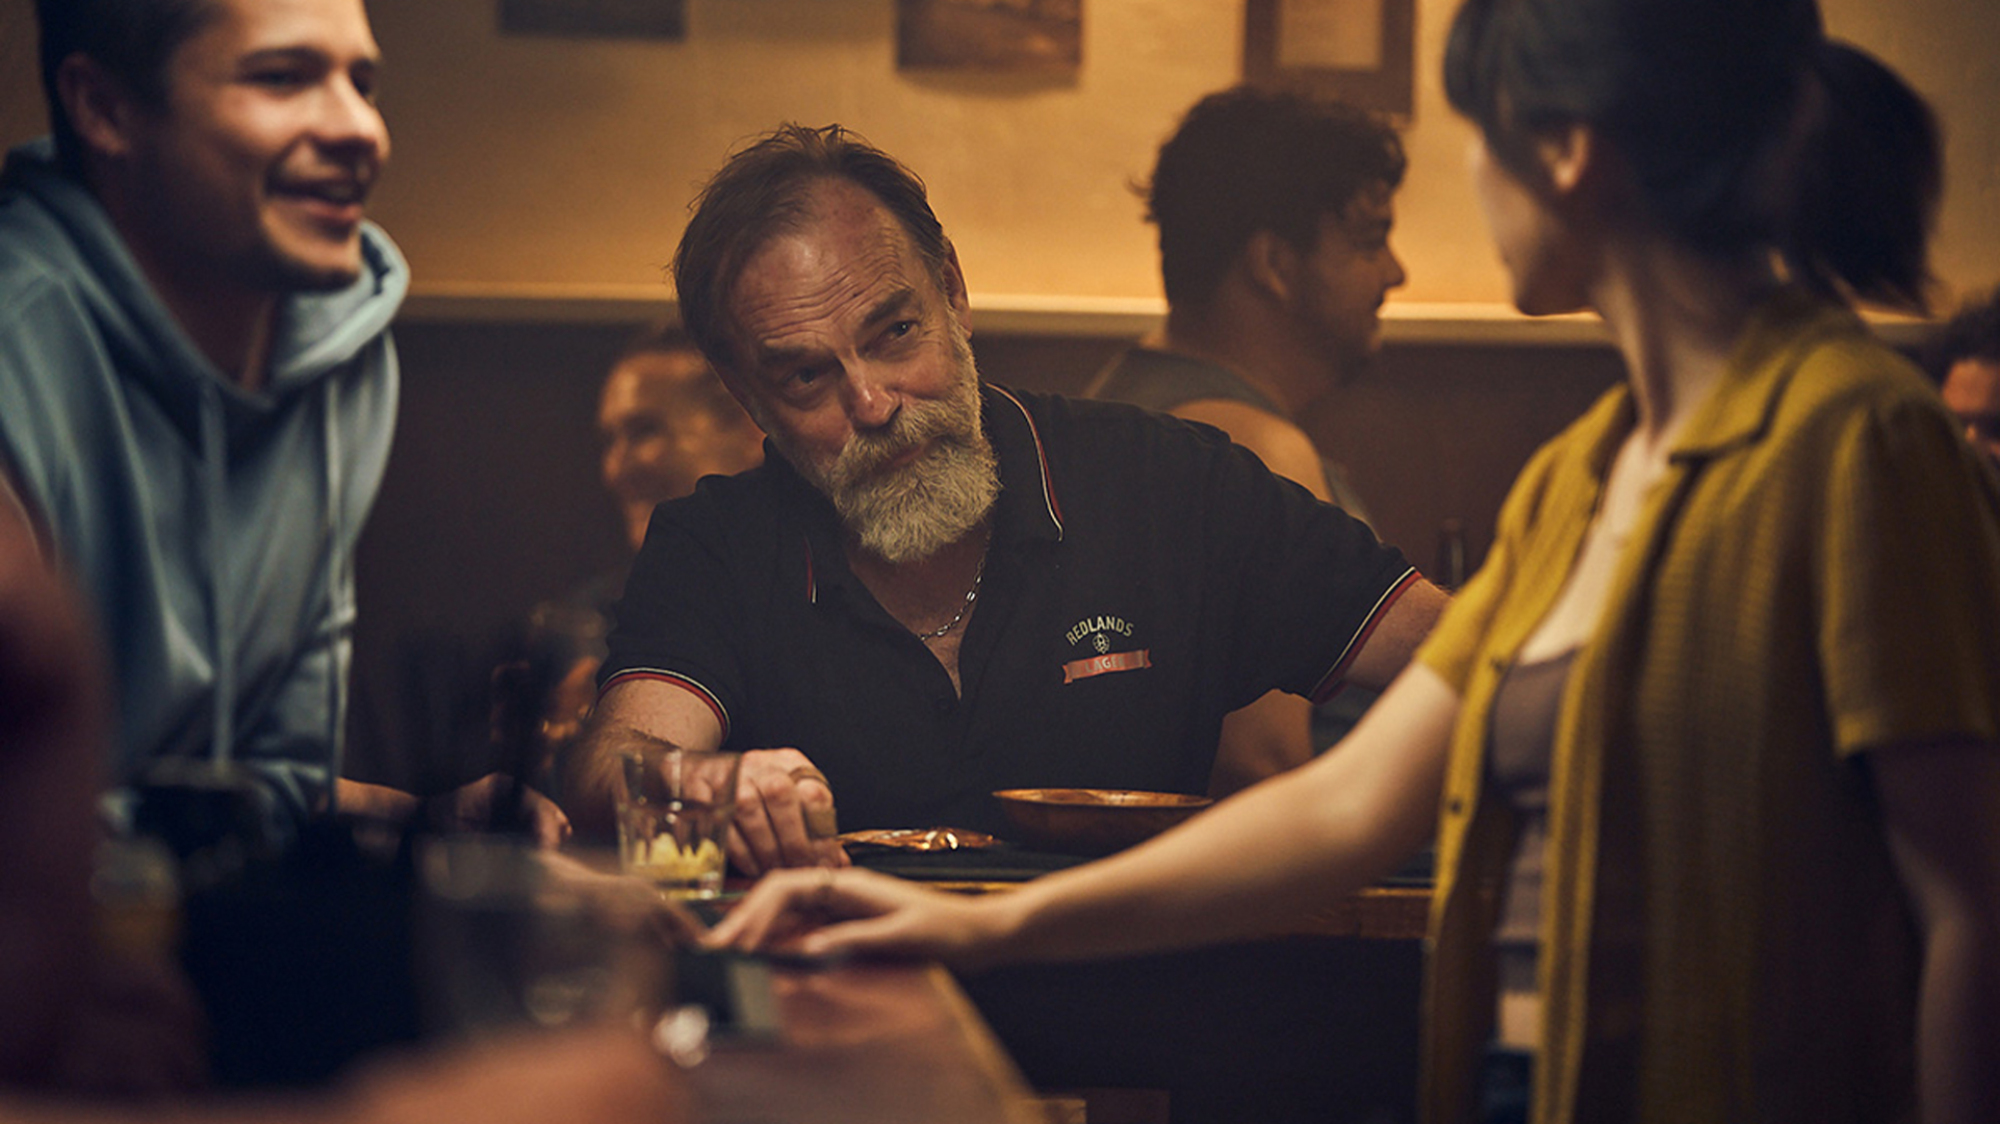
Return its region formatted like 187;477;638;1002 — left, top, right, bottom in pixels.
914;551;987;641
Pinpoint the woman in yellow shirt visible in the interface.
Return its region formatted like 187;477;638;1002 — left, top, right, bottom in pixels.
713;1;2000;1121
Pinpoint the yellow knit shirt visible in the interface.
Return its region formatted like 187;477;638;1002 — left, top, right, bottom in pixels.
1416;289;2000;1124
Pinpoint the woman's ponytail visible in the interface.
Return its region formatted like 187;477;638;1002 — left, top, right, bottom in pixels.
1784;40;1941;312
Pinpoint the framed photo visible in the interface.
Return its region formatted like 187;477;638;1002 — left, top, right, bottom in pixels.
1243;0;1414;117
897;0;1082;74
499;0;686;40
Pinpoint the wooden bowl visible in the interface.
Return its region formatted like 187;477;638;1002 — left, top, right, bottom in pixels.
992;788;1214;856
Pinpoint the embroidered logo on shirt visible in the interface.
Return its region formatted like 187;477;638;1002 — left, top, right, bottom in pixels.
1065;615;1134;646
1061;614;1149;683
1062;649;1153;683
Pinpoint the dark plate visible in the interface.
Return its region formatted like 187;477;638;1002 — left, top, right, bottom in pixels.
852;842;1088;882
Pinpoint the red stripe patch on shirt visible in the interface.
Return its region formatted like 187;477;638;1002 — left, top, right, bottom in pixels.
1307;566;1421;704
1061;649;1152;683
599;669;732;742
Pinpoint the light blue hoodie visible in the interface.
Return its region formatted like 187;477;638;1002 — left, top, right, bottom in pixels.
0;140;407;837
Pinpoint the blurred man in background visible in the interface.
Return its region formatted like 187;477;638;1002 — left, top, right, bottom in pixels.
600;327;767;556
1087;86;1412;790
512;331;764;793
1925;286;2000;471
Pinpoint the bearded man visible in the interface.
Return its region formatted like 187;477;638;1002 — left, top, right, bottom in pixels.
564;125;1447;873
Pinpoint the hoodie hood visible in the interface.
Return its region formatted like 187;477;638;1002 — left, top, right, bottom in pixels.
0;139;407;441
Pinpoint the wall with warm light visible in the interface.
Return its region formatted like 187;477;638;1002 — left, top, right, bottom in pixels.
3;0;1994;312
370;0;2000;316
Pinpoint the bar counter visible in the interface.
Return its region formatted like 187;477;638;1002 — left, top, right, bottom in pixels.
687;960;1044;1124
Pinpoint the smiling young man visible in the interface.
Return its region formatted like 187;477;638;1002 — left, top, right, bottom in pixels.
1086;87;1415;791
566;124;1448;874
0;0;561;846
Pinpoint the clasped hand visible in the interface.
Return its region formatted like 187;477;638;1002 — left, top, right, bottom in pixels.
727;748;849;876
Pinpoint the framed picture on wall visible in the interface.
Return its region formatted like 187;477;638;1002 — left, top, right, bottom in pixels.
1243;0;1414;118
499;0;686;40
897;0;1082;74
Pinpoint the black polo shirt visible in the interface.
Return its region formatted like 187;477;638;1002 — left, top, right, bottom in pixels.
604;384;1417;834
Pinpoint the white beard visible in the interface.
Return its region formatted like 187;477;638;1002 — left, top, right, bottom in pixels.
777;322;999;564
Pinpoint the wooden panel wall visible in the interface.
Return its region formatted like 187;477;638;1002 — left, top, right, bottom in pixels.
346;321;1618;788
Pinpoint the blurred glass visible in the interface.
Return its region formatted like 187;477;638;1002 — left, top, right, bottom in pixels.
615;748;740;900
415;836;668;1039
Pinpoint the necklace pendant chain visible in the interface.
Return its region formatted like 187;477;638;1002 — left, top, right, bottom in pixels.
915;552;987;641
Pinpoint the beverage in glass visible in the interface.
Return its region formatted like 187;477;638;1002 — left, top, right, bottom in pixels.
616;747;740;900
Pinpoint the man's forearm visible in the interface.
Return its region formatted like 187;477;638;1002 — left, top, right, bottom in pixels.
560;719;676;841
333;778;419;823
1345;577;1449;691
1206;691;1313;797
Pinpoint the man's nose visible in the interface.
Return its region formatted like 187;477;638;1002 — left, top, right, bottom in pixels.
318;79;390;164
1383;247;1408;292
602;440;629;490
843;366;901;431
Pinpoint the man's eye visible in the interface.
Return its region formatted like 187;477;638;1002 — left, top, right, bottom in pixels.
877;320;919;349
249;70;308;90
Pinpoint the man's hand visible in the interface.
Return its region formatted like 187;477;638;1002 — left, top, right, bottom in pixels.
563;680;729;841
727;749;848;876
430;775;573;850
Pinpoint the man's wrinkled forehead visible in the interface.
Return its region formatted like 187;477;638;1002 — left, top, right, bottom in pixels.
723;184;940;362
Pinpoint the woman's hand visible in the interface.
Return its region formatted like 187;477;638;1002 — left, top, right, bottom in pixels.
706;867;1016;970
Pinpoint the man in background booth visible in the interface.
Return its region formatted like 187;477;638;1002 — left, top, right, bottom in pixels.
0;0;564;850
601;326;767;559
507;329;766;782
1087;86;1411;792
564;123;1448;873
1925;286;2000;472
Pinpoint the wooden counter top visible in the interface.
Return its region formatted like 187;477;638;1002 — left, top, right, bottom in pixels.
688;960;1044;1124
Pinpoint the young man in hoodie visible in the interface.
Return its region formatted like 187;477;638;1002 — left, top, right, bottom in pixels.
0;0;564;847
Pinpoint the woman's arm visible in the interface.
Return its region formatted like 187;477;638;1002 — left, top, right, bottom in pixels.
712;663;1459;968
1872;739;2000;1124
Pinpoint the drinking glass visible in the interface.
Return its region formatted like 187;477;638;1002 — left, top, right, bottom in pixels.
616;748;741;900
415;835;667;1038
